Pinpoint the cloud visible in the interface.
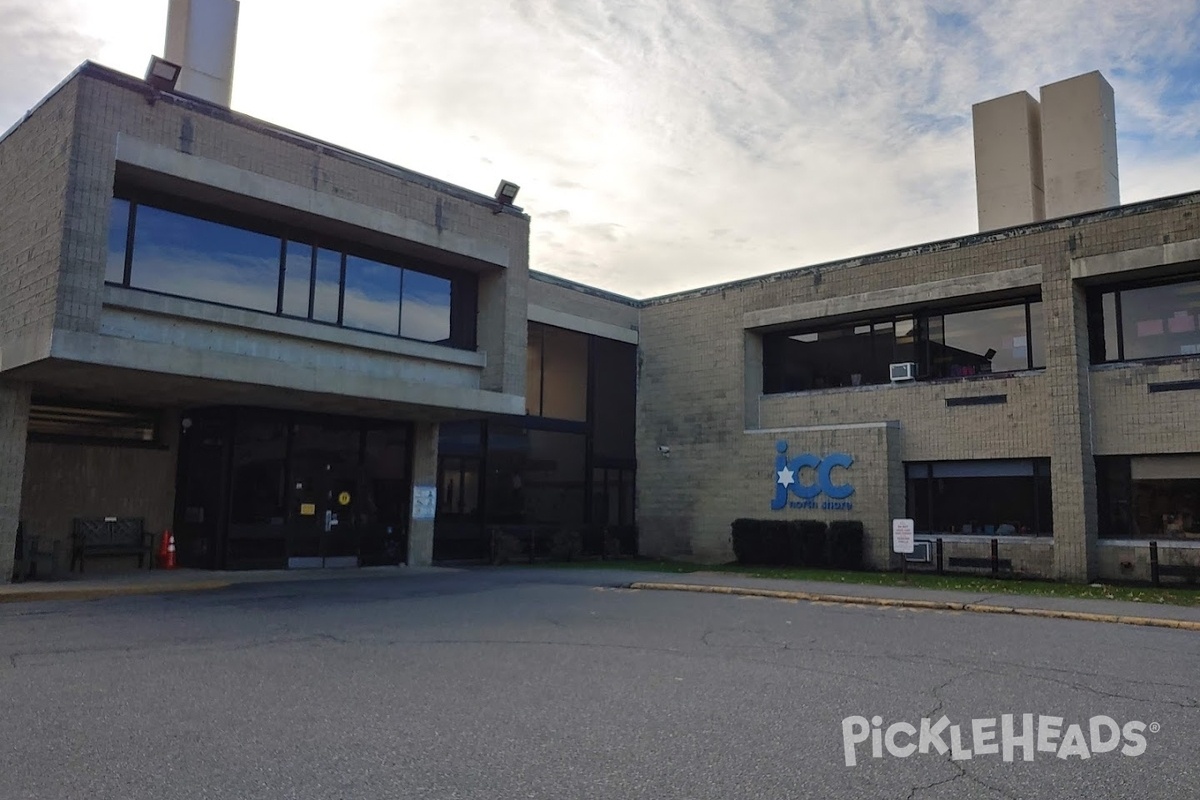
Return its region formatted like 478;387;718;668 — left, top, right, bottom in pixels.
4;1;1200;298
0;0;100;128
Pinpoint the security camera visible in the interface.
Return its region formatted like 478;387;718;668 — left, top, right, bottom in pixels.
658;445;671;456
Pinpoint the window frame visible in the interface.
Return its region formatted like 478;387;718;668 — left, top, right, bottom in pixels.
1087;273;1200;364
106;187;476;350
762;295;1044;395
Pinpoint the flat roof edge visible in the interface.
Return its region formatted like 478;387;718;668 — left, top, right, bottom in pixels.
530;270;643;307
640;190;1200;306
69;62;527;218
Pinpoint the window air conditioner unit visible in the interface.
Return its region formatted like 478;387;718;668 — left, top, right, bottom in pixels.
905;540;932;563
889;362;917;382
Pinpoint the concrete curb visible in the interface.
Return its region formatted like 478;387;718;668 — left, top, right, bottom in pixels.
0;580;233;604
627;582;1200;632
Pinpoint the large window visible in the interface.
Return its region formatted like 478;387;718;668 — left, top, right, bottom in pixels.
763;298;1044;393
1097;455;1200;539
1088;276;1200;363
525;323;589;420
906;459;1052;537
106;191;475;349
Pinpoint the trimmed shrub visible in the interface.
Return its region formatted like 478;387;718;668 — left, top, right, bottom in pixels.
794;520;829;567
828;520;865;570
731;518;761;564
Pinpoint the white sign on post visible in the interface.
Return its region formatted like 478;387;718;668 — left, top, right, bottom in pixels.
892;518;915;555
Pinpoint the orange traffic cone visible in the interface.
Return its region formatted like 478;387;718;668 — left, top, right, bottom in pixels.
159;529;177;570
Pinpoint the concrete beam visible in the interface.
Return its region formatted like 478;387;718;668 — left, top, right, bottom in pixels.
528;304;638;344
114;135;510;268
1071;236;1200;281
47;329;523;417
743;265;1043;330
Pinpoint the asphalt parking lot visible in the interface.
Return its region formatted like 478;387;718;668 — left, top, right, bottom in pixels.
1;567;1197;799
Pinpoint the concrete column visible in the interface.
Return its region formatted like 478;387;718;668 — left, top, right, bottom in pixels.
0;382;32;584
1043;269;1099;581
407;421;439;567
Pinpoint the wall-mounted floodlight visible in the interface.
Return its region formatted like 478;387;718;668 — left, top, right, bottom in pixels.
144;56;182;93
493;180;521;213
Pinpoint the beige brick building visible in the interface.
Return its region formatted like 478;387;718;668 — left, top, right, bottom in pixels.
635;196;1200;582
2;53;1199;584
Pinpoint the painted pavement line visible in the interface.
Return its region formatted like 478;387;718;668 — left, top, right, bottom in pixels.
627;582;1200;632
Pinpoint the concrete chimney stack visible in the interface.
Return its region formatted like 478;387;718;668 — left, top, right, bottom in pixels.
972;91;1046;231
973;71;1120;231
1039;71;1120;219
164;0;240;106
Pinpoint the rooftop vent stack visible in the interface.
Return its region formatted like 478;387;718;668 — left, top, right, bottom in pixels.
1039;71;1120;219
164;0;240;106
972;91;1046;231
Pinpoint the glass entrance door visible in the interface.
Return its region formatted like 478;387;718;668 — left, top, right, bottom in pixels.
288;422;362;568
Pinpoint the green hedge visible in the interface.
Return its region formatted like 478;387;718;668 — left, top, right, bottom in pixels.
731;518;863;570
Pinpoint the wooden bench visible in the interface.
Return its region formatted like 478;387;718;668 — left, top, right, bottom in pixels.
71;518;155;573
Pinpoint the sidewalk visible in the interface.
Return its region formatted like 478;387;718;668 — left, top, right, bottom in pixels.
0;564;459;603
625;571;1200;630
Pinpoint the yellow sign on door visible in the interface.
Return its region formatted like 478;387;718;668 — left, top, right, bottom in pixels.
337;491;352;506
299;503;316;516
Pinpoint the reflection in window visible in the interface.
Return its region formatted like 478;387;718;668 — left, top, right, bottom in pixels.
401;270;452;342
281;241;313;318
129;205;282;313
106;198;131;284
344;255;401;335
110;193;473;348
906;459;1052;536
312;249;342;324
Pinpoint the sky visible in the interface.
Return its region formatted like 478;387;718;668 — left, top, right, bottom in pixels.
2;1;1200;299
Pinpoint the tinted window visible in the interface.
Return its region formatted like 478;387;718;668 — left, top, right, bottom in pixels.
526;324;544;415
1119;281;1200;360
401;270;452;342
905;459;1051;536
312;248;341;323
130;205;282;313
281;241;313;318
764;299;1041;393
540;325;588;421
344;255;401;335
931;303;1029;378
106;198;130;284
229;417;288;525
592;337;637;460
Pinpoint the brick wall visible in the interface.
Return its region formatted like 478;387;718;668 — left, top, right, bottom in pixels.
0;80;79;354
19;412;180;573
637;194;1200;579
